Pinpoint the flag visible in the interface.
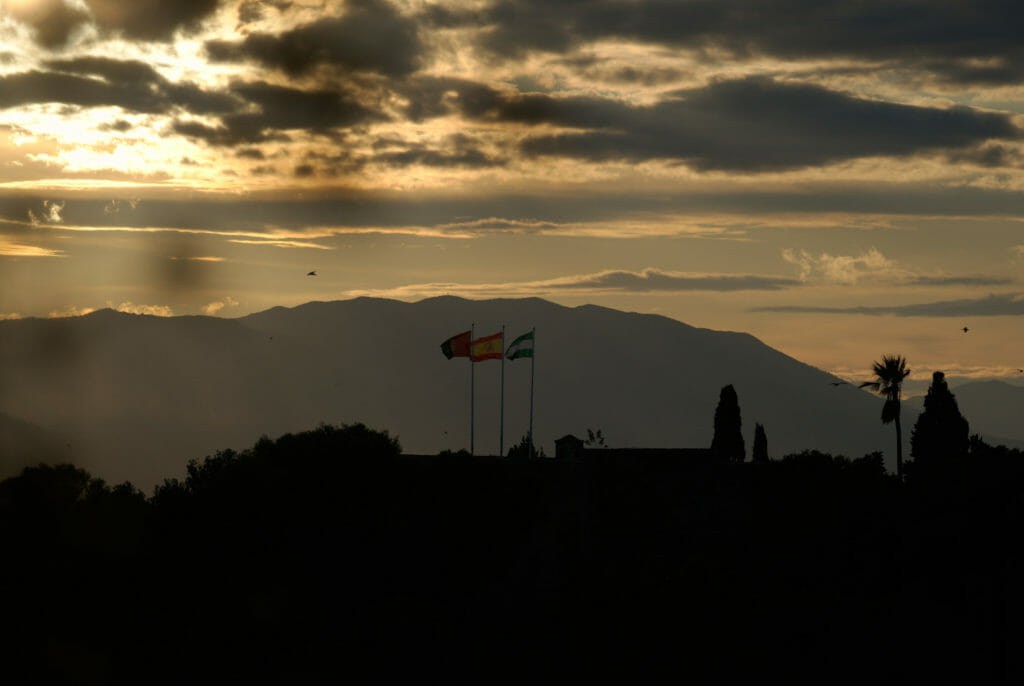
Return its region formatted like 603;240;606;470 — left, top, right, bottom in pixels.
505;330;534;360
440;330;471;359
471;331;503;361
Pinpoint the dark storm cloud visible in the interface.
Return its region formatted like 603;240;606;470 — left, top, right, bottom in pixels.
85;0;220;41
753;293;1024;316
206;0;422;76
0;59;238;116
173;81;380;146
509;77;1021;171
551;269;800;292
461;0;1024;85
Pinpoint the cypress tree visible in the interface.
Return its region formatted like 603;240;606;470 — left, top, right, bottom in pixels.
752;423;769;463
910;371;969;467
711;384;745;462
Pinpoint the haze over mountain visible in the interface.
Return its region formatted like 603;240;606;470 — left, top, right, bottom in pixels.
1;296;918;488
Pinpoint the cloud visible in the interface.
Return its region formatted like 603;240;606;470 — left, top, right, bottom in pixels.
5;0;89;48
402;75;1021;171
0;60;238;116
171;255;224;262
347;267;800;299
49;305;96;318
752;293;1024;317
511;77;1021;172
373;135;504;169
546;268;800;292
946;143;1024;169
103;199;141;215
906;275;1014;287
438;217;567;234
782;248;1014;287
206;1;423;77
85;0;219;42
463;1;1024;85
783;247;902;284
173;80;379;146
202;296;239;315
28;200;65;225
112;301;174;317
0;242;63;257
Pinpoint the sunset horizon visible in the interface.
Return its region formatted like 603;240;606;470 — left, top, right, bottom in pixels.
3;0;1024;387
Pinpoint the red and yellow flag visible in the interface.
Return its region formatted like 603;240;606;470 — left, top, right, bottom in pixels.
471;331;503;361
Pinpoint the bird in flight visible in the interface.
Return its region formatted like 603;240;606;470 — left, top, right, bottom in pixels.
962;326;969;333
829;381;848;386
1017;369;1023;373
307;270;317;276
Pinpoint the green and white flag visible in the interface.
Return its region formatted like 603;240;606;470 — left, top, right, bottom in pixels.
505;330;534;360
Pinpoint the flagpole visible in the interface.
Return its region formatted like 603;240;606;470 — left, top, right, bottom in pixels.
500;325;505;458
528;326;535;460
470;321;475;457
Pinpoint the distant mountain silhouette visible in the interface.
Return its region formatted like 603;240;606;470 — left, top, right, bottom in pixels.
905;379;1024;449
0;297;898;488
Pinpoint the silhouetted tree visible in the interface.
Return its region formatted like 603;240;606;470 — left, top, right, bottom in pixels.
584;428;607;448
859;355;910;479
752;423;768;463
711;384;745;462
910;371;969;468
508;434;546;459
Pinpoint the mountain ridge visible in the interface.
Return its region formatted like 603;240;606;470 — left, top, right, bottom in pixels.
0;295;953;488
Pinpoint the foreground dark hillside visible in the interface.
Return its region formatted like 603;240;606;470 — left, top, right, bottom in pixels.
1;425;1022;684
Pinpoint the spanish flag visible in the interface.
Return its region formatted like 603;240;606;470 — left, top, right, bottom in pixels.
471;331;503;361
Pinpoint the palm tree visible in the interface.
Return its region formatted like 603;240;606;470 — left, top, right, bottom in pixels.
859;355;911;479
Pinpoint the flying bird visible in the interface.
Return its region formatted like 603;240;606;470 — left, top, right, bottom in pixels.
307;270;317;276
829;381;848;386
962;326;969;333
1017;369;1023;373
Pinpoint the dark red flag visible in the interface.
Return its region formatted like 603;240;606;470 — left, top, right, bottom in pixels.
440;330;471;359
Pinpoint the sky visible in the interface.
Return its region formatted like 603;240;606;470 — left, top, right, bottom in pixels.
2;0;1024;391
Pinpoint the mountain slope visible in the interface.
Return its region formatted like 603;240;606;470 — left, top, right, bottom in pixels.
0;297;894;488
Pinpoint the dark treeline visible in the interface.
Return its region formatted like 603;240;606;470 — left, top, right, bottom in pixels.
2;423;1023;684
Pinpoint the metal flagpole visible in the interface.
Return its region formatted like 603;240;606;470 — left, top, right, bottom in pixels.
499;325;505;458
528;326;535;460
470;321;475;456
